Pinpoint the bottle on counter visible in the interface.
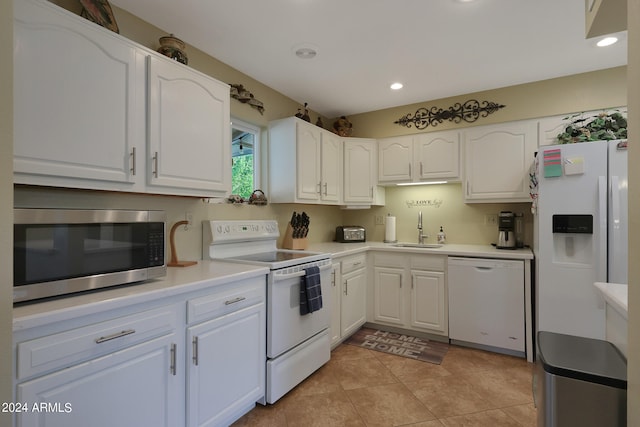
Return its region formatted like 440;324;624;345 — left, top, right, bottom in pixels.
437;226;446;244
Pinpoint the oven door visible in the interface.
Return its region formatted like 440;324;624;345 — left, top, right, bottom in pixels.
267;262;331;358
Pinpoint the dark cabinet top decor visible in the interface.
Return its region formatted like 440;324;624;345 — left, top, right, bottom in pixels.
394;100;505;129
79;0;119;33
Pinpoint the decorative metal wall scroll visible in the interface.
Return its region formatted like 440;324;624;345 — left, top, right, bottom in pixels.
394;100;505;129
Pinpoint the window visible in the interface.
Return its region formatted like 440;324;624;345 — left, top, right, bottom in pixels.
231;118;260;199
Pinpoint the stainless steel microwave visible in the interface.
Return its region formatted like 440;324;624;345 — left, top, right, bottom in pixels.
13;209;166;303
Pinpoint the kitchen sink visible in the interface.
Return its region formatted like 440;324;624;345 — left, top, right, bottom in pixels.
391;243;443;249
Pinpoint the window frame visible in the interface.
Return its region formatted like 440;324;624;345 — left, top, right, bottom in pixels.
230;117;261;198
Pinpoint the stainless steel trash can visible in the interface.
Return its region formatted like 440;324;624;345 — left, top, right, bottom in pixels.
535;331;627;427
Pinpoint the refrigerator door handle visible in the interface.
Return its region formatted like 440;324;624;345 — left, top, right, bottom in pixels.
611;175;621;253
597;176;608;285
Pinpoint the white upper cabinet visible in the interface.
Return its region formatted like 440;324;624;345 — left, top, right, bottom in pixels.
343;138;377;204
147;56;231;197
414;131;460;181
537;114;569;147
463;120;537;203
320;131;342;203
268;117;342;204
378;130;460;184
13;0;146;192
378;136;413;183
13;0;231;198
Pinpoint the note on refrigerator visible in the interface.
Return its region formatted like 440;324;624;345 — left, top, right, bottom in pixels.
543;149;562;178
564;157;585;175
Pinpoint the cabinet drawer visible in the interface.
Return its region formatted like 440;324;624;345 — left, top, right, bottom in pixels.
372;252;405;268
341;254;366;274
410;255;446;271
187;277;265;325
17;306;177;381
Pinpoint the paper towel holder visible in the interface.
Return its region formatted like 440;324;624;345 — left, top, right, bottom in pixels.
383;213;398;243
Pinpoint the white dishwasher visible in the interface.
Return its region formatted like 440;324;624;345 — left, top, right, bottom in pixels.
448;257;525;355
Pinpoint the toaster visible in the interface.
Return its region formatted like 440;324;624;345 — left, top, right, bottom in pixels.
335;226;366;243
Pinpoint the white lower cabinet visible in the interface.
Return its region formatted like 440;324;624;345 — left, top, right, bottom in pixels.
330;254;367;347
17;334;180;427
371;252;448;337
14;305;182;427
13;275;267;427
186;278;266;427
330;262;342;346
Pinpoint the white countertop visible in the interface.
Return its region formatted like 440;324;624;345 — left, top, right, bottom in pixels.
13;260;269;331
594;282;628;319
307;241;534;260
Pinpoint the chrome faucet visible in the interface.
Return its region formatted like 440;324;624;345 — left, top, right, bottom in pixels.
417;211;428;244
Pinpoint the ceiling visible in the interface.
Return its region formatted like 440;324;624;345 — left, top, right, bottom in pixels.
109;0;628;118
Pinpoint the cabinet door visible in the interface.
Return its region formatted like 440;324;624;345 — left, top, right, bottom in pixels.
330;263;342;347
13;0;145;191
295;122;322;201
414;131;460;181
148;56;231;197
537;114;568;147
464;120;537;202
342;268;367;337
373;267;404;326
410;270;447;335
17;335;180;427
321;132;342;203
343;138;376;203
187;302;265;427
378;136;413;183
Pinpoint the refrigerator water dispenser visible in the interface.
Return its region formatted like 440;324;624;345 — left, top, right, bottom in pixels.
552;215;594;265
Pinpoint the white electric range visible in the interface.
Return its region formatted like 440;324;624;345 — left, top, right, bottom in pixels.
203;220;332;404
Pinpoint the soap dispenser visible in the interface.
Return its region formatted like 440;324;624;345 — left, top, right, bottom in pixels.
437;226;446;244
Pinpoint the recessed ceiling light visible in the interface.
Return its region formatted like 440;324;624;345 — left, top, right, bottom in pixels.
596;36;618;47
390;82;404;90
294;47;317;59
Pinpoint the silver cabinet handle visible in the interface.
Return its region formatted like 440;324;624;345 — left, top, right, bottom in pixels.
344;280;348;295
420;161;423;176
332;271;336;286
130;147;136;176
153;152;159;178
317;181;322;194
323;182;328;195
408;163;412;177
224;296;246;305
95;329;135;344
192;336;199;366
170;343;177;376
370;186;374;198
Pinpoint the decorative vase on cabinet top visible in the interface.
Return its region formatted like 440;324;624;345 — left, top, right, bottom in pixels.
157;34;188;65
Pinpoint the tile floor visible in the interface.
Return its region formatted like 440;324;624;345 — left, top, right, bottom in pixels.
232;343;537;427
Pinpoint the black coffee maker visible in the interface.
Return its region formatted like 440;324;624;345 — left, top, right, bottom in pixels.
497;211;516;249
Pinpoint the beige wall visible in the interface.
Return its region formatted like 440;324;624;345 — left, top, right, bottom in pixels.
1;0;13;423
347;66;626;139
627;0;639;424
344;185;532;246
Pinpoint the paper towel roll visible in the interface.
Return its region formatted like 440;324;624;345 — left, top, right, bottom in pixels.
384;216;397;243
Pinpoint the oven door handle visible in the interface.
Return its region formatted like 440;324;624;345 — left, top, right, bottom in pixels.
275;263;332;280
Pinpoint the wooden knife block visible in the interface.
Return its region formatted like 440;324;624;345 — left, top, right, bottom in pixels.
282;222;308;250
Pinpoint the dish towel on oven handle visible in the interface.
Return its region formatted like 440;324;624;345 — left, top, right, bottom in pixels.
300;266;323;315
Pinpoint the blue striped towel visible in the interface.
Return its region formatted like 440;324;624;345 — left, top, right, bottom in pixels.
300;266;323;315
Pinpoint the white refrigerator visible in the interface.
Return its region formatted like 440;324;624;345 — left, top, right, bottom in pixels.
534;140;627;340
